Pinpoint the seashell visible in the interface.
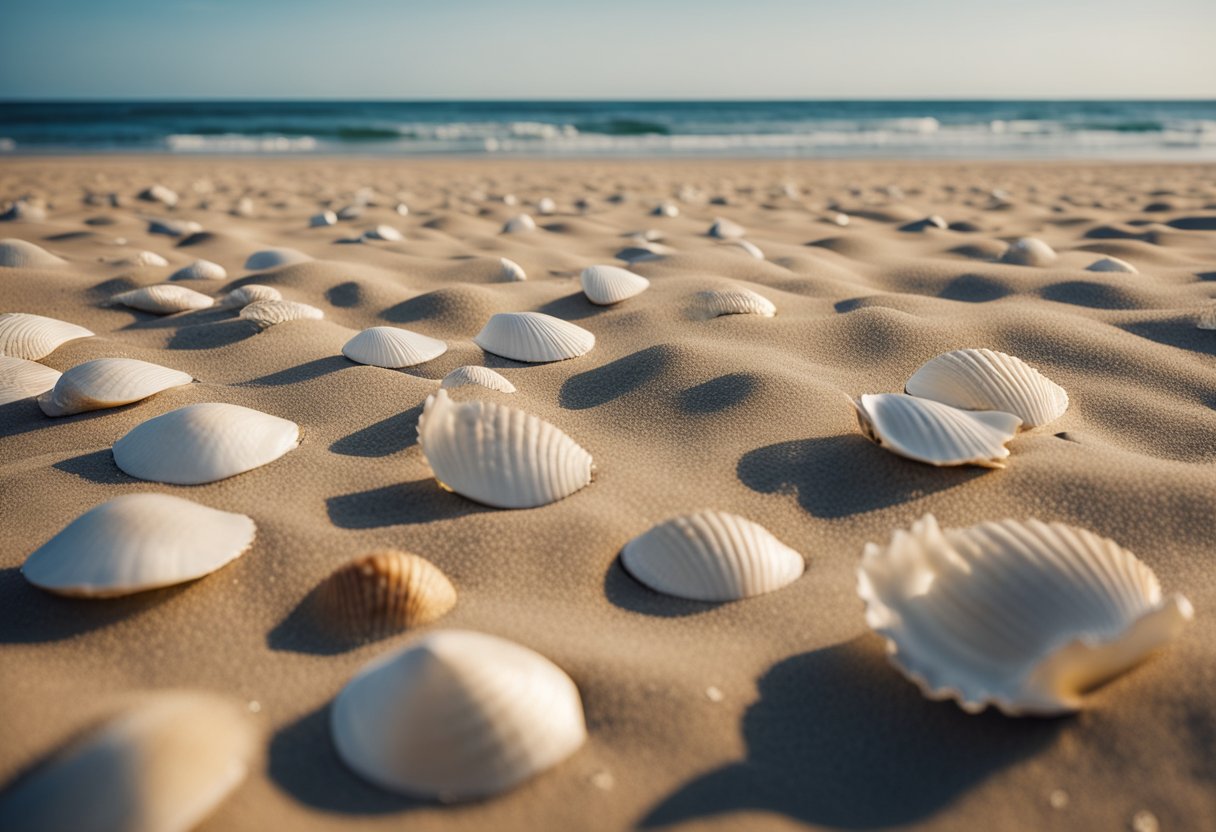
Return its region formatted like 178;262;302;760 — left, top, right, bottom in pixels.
502;213;537;234
0;692;255;832
0;312;93;359
363;224;403;242
854;393;1021;468
417;390;592;508
536;197;556;215
708;217;744;239
38;358;193;417
137;184;178;206
330;629;586;800
829;212;850;226
615;243;668;263
243;248;310;270
857;514;1194;716
122;250;170;268
22;493;255;596
694;287;776;318
218;284;281;310
342;326;447;368
621;511;805;602
723;239;764;259
147;218;202;238
1000;236;1057;266
314;550;456;640
168;258;227;281
309;210;337;227
111;284;214;314
1;200;48;222
395;202;410;216
498;257;526;281
580;265;650;305
0;356;61;405
905;348;1069;429
336;204;363;220
239;299;324;327
1197;303;1216;331
0;238;66;268
1086;255;1137;274
652;201;679;217
231;197;254;217
440;365;516;393
899;215;947;232
473;311;594;363
113;402;299;485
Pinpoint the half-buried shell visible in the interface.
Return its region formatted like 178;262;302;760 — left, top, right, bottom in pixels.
497;257;526;282
0;239;66;269
342;327;447;369
239;299;324;327
440;365;516;393
694;287;776;319
1000;237;1057;266
218;284;282;310
905;348;1069;429
854;393;1021;468
0;356;62;405
39;358;193;417
169;259;227;281
314;550;456;641
580;265;650;306
111;285;214;314
0;312;93;360
473;311;594;363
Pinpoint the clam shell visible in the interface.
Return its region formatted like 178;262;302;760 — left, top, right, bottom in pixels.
708;217;744;239
38;358;193;417
125;250;170;268
498;257;526;282
0;312;93;360
111;284;214;314
22;493;255;596
112;402;300;485
309;211;337;227
858;514;1193;716
315;550;456;640
621;511;805;601
218;284;281;310
1086;255;1137;274
723;239;764;259
239;299;324;327
440;365;516;393
580;265;650;305
473;311;594;363
1000;236;1057;266
694;287;776;318
169;259;227;281
905;348;1069;428
342;326;447;368
854;393;1021;468
1198;303;1216;330
138;184;178;206
364;225;403;242
244;248;310;270
0;356;61;405
502;213;537;233
330;629;586;800
417;389;592;508
0;238;66;268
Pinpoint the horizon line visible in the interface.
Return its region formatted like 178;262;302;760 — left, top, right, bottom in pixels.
3;96;1215;104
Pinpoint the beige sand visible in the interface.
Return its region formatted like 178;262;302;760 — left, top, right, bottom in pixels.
1;157;1215;831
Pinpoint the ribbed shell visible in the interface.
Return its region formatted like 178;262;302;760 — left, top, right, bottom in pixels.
239;299;324;327
694;287;776;318
112;285;215;314
708;217;745;239
905;348;1069;429
621;511;805;601
0;356;61;405
218;284;282;310
440;365;516;393
309;211;337;227
858;515;1193;716
243;248;310;270
342;327;447;369
1086;256;1137;274
417;390;593;509
1;200;47;222
580;265;650;305
330;630;587;800
364;225;403;241
0;238;65;268
1196;304;1216;330
498;257;526;282
112;402;300;485
39;358;192;417
0;313;93;360
473;312;594;363
22;493;256;597
169;259;227;281
315;550;457;640
854;393;1021;468
1000;237;1057;266
502;213;537;233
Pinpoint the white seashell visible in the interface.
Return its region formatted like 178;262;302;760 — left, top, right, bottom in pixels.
138;184;178;207
231;197;254;217
652;202;679;217
621;511;805;601
169;259;226;281
38;358;193;417
905;348;1069;429
440;365;516;393
0;356;61;405
22;493;255;596
218;284;281;310
1000;237;1057;266
0;692;255;831
830;212;850;226
0;238;65;268
117;250;170;268
580;265;650;305
502;213;537;234
1198;303;1216;330
309;211;337;227
1;200;48;222
342;326;447;368
363;225;403;242
694;287;776;318
395;202;410;216
417;390;592;508
498;257;526;282
536;197;556;215
111;284;214;314
1086;255;1137;274
0;312;94;359
244;248;310;270
858;514;1193;715
723;239;764;259
474;312;594;363
708;217;745;239
147;218;202;238
112;402;300;485
854;393;1021;468
330;629;586;800
239;299;324;327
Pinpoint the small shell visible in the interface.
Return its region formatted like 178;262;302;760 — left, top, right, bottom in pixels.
652;202;679;217
1086;256;1137;274
112;402;300;485
147;218;202;238
854;393;1021;468
169;259;227;281
239;299;324;327
111;285;214;314
309;211;337;227
336;204;363;220
244;248;310;270
441;365;516;393
580;265;650;305
498;257;526;282
364;225;403;242
330;629;586;800
0;356;61;405
395;203;410;216
231;197;254;217
858;514;1193;715
905;348;1069;428
1000;237;1057;266
1;200;47;222
314;550;456;640
694;287;776;318
417;390;592;508
829;212;850;227
899;215;947;232
502;213;537;233
124;251;171;268
621;511;805;601
708;217;745;239
218;284;282;310
1198;304;1216;330
723;239;764;259
342;326;447;368
22;493;256;596
536;197;556;215
38;358;192;417
474;311;595;363
0;312;93;359
138;184;178;206
0;238;66;268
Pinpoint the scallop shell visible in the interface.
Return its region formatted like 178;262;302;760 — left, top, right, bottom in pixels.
342;326;447;368
1000;237;1057;266
239;299;324;327
0;356;61;405
498;257;526;282
309;211;337;227
244;248;310;270
218;284;282;310
473;311;594;363
694;287;776;318
315;550;456;640
723;239;764;259
38;358;193;417
1198;303;1216;331
708;217;744;239
580;265;650;305
857;514;1193;716
148;218;202;238
138;184;178;206
417;389;592;508
330;629;586;800
854;393;1021;468
22;493;256;596
1086;255;1137;274
0;313;93;360
905;348;1069;429
440;365;516;393
112;402;299;485
502;213;537;233
169;259;227;281
364;225;403;242
621;511;805;602
0;238;66;268
111;284;214;314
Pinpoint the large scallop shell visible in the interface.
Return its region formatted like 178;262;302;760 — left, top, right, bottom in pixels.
1000;237;1057;266
342;326;447;368
0;239;66;268
473;311;595;363
621;511;805;601
330;630;586;800
244;248;310;270
112;402;300;485
502;213;537;233
580;265;650;305
905;348;1069;429
111;284;214;314
857;514;1193;716
218;284;281;310
22;493;255;597
498;257;526;282
0;312;93;360
0;356;61;405
314;550;456;641
417;390;592;508
38;358;193;417
694;287;776;318
854;393;1021;468
239;299;324;327
440;365;516;393
169;259;227;281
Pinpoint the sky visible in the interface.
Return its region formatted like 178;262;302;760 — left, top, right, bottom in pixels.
1;0;1214;100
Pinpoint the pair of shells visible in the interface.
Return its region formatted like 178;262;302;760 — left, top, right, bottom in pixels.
169;259;227;281
694;287;776;319
239;299;324;327
474;312;594;363
859;515;1193;715
440;365;516;393
580;265;650;305
0;312;93;360
0;239;66;268
342;327;447;369
314;550;456;641
0;356;61;405
112;285;214;314
219;284;281;310
38;358;192;416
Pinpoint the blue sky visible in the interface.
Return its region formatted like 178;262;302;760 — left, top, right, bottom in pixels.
1;0;1214;100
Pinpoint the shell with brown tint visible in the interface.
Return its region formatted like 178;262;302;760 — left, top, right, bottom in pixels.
314;550;456;641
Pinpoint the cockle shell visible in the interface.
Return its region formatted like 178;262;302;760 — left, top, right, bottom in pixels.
858;514;1193;716
0;239;65;268
723;239;764;259
22;493;256;596
330;630;586;800
112;403;300;485
905;348;1069;429
502;213;537;234
315;550;457;640
1000;237;1057;266
0;313;93;359
498;257;526;282
38;358;192;417
148;218;202;238
218;284;281;310
708;217;745;239
364;225;403;242
473;311;594;363
243;248;310;270
854;393;1021;468
309;211;337;227
621;511;805;602
111;284;214;314
239;299;324;327
0;356;61;405
342;326;447;368
694;287;776;318
417;390;593;508
169;259;227;281
440;365;516;393
580;265;650;305
1198;304;1216;330
138;184;178;206
1086;255;1137;274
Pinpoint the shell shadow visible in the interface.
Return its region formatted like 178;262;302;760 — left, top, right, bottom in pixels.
0;399;55;438
678;373;757;414
1119;320;1216;356
119;307;231;331
559;345;673;410
603;560;723;618
1038;281;1137;310
325;479;490;529
167;319;259;349
243;356;351;387
52;449;132;484
326;281;363;308
937;274;1012;303
329;404;423;457
533;292;611;321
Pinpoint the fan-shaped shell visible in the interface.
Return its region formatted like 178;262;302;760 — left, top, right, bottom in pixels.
708;217;745;239
417;390;592;508
38;358;193;417
309;211;337;227
1086;255;1137;274
112;402;299;485
239;299;324;327
858;515;1193;716
0;313;93;359
473;311;594;363
330;629;586;800
905;348;1069;429
1198;303;1216;330
22;493;255;596
315;550;456;640
1000;236;1057;266
854;393;1021;468
0;356;61;405
498;257;526;281
0;238;65;268
342;326;447;368
112;284;214;314
621;511;805;601
580;265;650;305
138;184;178;206
244;248;310;270
440;365;516;393
363;225;403;241
502;213;537;233
694;287;776;318
169;259;227;281
218;284;281;310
